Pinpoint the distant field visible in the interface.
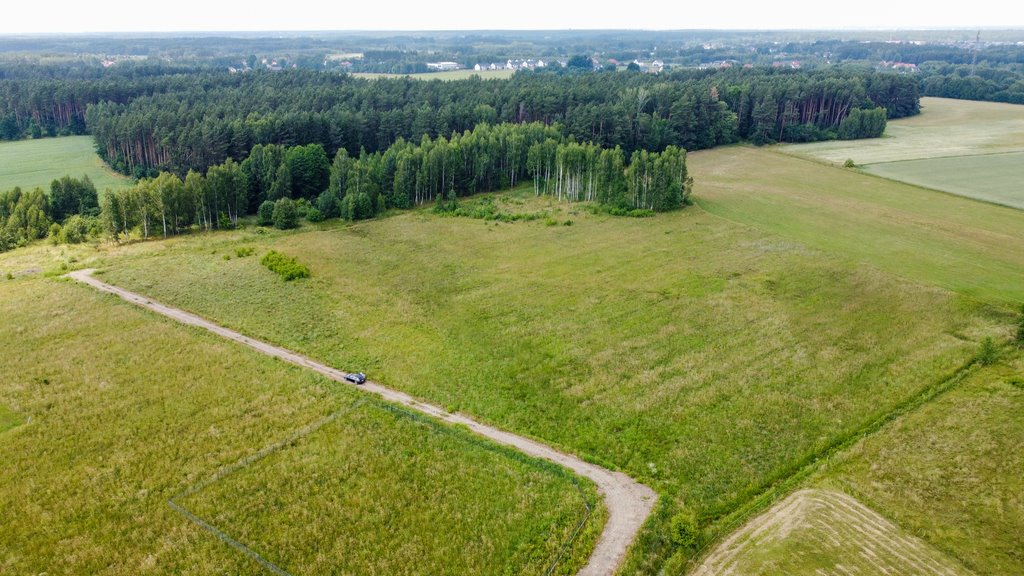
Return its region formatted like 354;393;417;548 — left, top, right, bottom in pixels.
691;146;1024;305
783;97;1024;165
0;136;130;193
781;98;1024;208
351;69;514;81
864;151;1024;209
0;274;598;575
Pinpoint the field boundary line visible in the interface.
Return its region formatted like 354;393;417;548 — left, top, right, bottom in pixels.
167;400;365;576
68;268;657;576
686;354;980;572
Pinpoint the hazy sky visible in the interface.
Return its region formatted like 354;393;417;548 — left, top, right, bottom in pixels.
1;0;1022;33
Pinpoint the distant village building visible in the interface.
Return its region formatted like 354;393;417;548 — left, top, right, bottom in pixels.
879;61;919;73
427;62;461;71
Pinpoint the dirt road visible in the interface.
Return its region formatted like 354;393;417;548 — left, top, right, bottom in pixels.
68;269;657;576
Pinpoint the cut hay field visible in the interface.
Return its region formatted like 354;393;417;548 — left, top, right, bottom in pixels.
92;185;1008;572
690;145;1024;306
350;69;514;81
781;97;1024;208
816;355;1024;575
0;135;131;193
692;489;971;576
0;271;599;575
865;151;1024;209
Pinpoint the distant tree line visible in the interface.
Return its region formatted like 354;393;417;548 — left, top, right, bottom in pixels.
1;66;915;171
920;64;1024;104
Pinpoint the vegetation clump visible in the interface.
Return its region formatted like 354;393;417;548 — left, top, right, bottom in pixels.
260;250;310;281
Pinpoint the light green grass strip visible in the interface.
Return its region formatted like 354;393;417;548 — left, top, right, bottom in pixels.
0;405;22;434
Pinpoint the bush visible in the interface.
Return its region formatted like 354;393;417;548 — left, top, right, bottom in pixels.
669;511;699;549
260;250;310;281
306;207;324;222
844;158;856;168
58;215;93;244
272;198;298;230
235;246;254;258
218;212;234;230
976;336;1001;366
257;200;275;226
316;189;340;219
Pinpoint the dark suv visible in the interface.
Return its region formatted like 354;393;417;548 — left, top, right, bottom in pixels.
344;372;367;385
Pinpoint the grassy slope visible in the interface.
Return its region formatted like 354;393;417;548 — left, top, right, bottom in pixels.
817;354;1024;575
0;273;598;575
690;145;1024;306
0;136;130;193
97;189;1001;569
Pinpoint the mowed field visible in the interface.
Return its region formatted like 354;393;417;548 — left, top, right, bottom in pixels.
93;185;1008;572
0;269;600;575
0;135;131;192
782;97;1024;209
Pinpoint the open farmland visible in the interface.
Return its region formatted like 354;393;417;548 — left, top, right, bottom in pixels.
93;184;1007;572
0;270;599;575
0;135;131;193
690;145;1024;305
781;97;1024;208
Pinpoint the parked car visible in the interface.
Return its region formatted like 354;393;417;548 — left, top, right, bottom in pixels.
344;372;367;385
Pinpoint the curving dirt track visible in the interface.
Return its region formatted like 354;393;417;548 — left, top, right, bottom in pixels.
68;269;657;576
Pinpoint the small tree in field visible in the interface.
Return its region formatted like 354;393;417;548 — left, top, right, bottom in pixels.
257;200;275;226
272;198;298;230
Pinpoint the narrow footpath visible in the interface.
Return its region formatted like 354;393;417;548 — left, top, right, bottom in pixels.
69;269;657;576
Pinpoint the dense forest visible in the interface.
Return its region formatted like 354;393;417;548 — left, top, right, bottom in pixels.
95;120;692;245
0;67;913;176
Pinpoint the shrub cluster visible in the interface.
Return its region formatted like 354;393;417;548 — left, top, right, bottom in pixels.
260;250;310;281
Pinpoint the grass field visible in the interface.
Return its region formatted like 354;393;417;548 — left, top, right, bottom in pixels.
781;97;1024;208
814;355;1024;575
690;145;1024;306
692;489;971;576
0;273;599;575
89;185;1010;572
0;404;21;434
351;69;514;81
0;135;131;193
864;151;1024;209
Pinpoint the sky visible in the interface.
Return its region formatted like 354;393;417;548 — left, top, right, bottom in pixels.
1;0;1022;34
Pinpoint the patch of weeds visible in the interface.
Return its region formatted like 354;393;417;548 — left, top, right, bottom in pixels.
235;247;255;258
260;250;310;281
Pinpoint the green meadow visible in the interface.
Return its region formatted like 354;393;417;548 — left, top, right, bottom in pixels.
0;273;598;575
93;182;1006;572
0;135;131;193
691;146;1024;305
